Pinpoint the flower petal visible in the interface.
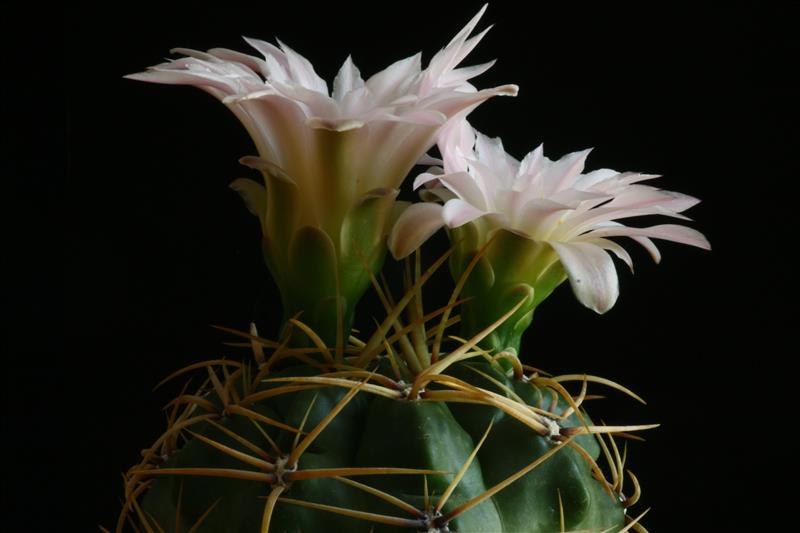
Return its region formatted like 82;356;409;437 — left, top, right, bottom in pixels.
388;202;445;259
549;241;619;314
417;153;443;167
333;55;364;102
229;177;267;226
422;4;489;93
423;84;519;118
208;47;270;79
124;69;239;95
582;224;711;250
543;148;593;195
438;171;487;209
631;235;662;263
276;38;329;95
438;118;476;174
413;171;444;190
441;59;496;87
474;130;518;186
365;53;422;103
585;237;634;272
442;198;487;227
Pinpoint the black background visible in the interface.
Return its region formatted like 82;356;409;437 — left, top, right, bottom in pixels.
5;1;795;531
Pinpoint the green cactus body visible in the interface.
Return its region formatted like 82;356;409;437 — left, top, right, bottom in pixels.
132;360;626;533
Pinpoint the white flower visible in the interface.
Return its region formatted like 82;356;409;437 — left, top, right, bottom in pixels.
390;120;711;313
126;6;516;341
125;5;516;244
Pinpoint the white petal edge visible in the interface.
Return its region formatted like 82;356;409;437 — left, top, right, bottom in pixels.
442;198;487;228
388;203;445;259
582;224;711;250
549;241;619;314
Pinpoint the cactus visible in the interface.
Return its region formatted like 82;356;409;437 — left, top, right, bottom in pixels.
111;254;650;532
112;5;709;532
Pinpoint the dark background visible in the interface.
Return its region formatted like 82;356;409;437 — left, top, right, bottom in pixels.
5;1;795;530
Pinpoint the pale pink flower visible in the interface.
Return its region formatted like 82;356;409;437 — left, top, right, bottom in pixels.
125;5;516;246
126;7;517;339
390;120;710;313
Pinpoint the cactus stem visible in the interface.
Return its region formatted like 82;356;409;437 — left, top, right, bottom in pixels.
437;436;577;526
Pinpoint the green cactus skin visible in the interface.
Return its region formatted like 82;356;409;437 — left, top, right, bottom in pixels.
137;361;626;533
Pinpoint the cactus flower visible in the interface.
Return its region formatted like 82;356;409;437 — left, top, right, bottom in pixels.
126;6;517;344
390;120;710;351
